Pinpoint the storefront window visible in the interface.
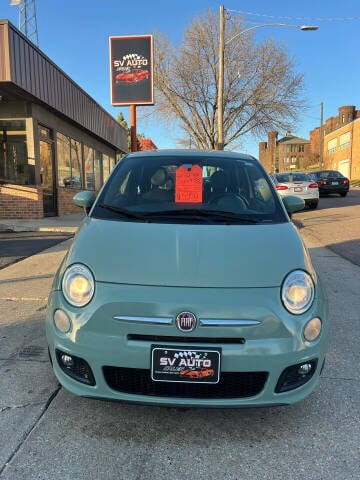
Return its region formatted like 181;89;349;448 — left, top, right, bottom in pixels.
0;120;33;185
57;132;71;187
84;145;95;190
71;139;82;189
103;154;110;182
94;151;102;191
110;156;115;172
57;133;83;188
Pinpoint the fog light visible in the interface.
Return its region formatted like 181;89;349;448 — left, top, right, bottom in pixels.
60;354;74;367
54;309;71;333
275;359;318;393
298;363;312;375
304;317;322;341
56;349;95;386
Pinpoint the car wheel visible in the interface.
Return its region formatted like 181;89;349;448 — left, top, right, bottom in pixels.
309;202;318;209
340;192;347;197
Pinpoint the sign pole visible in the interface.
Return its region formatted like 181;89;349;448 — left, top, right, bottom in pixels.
130;105;137;152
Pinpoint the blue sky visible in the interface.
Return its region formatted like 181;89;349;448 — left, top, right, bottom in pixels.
2;0;360;157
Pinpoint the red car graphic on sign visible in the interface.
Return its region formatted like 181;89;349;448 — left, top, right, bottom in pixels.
115;69;149;84
180;368;215;379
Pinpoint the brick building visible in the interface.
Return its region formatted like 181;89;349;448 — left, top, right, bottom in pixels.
258;131;311;173
139;138;157;150
0;19;128;219
310;105;360;179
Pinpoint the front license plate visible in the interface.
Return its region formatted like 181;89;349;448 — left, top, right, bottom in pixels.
151;346;221;383
294;187;303;192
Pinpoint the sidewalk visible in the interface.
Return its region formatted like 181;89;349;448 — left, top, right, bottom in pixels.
0;212;84;234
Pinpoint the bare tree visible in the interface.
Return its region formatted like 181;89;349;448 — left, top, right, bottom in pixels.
152;9;306;150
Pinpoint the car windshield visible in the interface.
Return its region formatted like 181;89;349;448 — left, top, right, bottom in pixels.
91;152;287;224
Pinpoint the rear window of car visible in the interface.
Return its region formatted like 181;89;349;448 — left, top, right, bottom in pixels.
92;154;287;224
314;170;344;179
276;173;310;182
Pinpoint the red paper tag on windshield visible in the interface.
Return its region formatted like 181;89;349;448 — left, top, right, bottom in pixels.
175;165;203;203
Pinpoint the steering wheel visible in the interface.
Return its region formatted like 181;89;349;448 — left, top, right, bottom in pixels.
209;192;249;209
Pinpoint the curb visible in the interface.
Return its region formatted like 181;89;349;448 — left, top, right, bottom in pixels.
0;223;79;234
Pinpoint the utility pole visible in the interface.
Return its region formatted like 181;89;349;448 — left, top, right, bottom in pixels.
319;102;324;167
217;5;225;150
130;105;137;152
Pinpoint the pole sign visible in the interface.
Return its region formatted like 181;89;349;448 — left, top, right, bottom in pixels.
109;35;154;106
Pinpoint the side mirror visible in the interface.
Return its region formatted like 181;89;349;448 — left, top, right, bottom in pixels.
282;195;305;216
73;191;96;215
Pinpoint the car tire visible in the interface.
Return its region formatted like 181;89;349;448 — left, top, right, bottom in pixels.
309;202;318;209
340;192;347;197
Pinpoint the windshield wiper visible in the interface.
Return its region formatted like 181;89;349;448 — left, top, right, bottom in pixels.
98;203;149;221
143;209;260;223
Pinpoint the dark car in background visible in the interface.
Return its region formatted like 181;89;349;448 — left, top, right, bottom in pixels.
311;170;350;197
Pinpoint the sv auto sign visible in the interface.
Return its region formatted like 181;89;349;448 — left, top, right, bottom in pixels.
109;35;154;106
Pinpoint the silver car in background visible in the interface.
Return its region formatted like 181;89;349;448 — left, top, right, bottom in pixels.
271;172;319;210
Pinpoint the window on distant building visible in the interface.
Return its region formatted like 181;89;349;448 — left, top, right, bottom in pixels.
299;145;304;152
327;138;337;154
340;132;351;150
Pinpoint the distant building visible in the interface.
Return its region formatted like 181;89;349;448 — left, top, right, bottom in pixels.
310;105;360;179
259;131;311;173
139;138;157;151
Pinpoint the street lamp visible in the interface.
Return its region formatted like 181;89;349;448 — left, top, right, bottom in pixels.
216;5;318;150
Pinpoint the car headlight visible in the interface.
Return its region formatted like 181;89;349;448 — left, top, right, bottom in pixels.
281;270;314;314
62;264;95;307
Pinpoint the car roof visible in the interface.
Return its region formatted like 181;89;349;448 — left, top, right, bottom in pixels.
125;149;258;162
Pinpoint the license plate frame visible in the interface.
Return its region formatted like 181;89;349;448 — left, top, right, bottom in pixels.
151;346;221;384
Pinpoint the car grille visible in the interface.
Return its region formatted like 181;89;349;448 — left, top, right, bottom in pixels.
103;367;268;399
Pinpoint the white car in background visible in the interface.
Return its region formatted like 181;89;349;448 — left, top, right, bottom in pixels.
270;172;319;210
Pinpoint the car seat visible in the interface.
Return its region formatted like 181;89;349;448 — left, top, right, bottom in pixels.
141;167;173;202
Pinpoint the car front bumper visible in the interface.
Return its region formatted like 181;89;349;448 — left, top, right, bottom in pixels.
46;282;329;407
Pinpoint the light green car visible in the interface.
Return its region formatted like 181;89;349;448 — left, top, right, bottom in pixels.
46;150;329;407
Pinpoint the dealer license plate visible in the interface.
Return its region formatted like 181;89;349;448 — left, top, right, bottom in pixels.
151;346;221;383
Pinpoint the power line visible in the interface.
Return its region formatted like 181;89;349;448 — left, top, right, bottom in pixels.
226;9;360;23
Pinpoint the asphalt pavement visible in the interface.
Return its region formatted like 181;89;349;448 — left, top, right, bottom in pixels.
0;211;359;479
0;232;73;270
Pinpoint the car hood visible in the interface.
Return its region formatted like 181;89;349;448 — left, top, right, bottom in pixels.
62;217;313;288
